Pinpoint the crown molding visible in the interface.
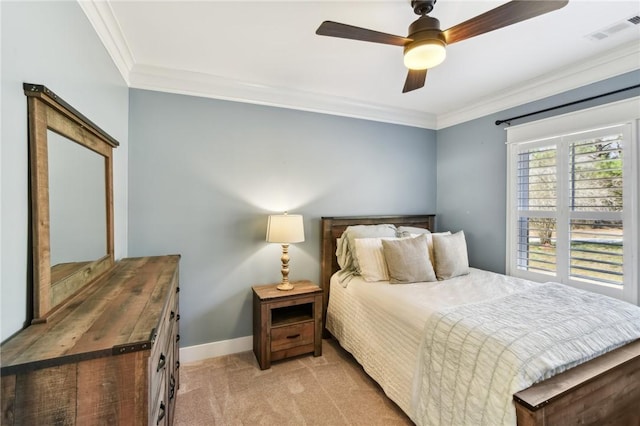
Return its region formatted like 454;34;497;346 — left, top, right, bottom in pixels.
128;64;437;129
81;0;638;131
78;0;134;85
78;0;435;129
436;40;640;130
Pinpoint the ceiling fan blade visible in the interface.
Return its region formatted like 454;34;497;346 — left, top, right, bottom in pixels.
443;0;568;45
316;21;411;46
403;69;427;93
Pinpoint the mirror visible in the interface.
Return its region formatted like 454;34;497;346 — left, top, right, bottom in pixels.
25;83;118;322
48;130;108;281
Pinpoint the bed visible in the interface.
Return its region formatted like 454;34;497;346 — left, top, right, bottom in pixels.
320;215;640;426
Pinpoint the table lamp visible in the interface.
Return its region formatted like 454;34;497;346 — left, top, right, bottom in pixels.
266;213;305;290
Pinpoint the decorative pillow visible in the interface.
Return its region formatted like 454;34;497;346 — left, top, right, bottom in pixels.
432;231;470;280
353;237;394;282
336;224;397;274
423;231;451;268
400;231;450;268
381;234;437;284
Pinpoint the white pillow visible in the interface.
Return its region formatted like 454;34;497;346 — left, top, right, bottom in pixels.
353;237;397;282
432;230;470;280
396;226;431;237
336;225;397;273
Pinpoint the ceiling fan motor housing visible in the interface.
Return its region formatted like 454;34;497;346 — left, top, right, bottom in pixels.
408;15;444;41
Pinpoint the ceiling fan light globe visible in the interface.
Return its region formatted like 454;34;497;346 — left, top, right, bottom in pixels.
403;39;446;70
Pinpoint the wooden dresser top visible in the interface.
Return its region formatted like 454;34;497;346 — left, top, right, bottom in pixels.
1;255;180;375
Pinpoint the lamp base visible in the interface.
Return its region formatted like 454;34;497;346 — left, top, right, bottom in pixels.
277;282;295;291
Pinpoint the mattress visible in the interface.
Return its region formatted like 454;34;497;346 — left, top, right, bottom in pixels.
325;268;539;419
326;268;640;425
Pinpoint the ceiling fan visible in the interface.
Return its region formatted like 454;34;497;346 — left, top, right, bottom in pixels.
316;0;569;93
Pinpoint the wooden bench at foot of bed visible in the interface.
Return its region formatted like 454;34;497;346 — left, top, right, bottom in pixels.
514;338;640;426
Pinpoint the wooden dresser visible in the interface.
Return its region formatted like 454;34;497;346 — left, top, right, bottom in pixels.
0;255;181;425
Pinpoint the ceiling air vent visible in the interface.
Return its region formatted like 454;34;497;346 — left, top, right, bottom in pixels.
586;14;640;41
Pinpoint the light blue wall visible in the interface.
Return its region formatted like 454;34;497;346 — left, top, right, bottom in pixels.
0;1;129;341
127;89;437;347
436;70;640;274
1;1;636;350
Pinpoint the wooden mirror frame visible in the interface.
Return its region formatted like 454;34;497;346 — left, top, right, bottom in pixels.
25;83;119;323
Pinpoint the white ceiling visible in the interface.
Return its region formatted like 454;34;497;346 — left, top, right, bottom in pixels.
81;0;640;129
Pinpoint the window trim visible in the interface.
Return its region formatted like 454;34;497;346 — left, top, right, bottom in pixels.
506;97;639;304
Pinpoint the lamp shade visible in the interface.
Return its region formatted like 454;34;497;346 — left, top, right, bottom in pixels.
266;214;305;244
403;39;446;70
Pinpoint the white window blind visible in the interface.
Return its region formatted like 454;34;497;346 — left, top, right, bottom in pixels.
506;97;639;304
516;142;558;276
568;133;624;285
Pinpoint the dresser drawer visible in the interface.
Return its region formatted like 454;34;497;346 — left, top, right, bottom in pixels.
150;342;170;409
271;321;314;352
151;372;168;426
150;291;176;407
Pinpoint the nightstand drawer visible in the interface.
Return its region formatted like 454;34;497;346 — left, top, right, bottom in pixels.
271;322;314;352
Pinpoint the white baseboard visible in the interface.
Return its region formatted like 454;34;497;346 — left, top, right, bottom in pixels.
179;335;253;364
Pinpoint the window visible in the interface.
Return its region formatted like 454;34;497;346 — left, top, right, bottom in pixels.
506;97;639;304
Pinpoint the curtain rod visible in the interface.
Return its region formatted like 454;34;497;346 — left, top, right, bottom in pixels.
495;84;640;126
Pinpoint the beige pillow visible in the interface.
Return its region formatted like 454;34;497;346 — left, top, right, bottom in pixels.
407;231;450;268
381;234;437;284
354;237;393;282
427;232;450;268
432;231;470;280
396;226;431;237
336;225;397;273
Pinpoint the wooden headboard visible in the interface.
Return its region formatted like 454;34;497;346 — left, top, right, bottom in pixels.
319;215;435;330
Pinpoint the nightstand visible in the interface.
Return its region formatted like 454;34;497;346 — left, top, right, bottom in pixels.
252;280;323;370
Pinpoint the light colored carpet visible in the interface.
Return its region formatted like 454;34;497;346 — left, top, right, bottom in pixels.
174;338;414;425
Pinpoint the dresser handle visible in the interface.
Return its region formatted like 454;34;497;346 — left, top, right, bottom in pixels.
156;402;166;425
169;375;176;400
176;314;180;321
170;311;175;320
176;360;180;369
176;286;180;293
286;334;301;339
176;334;181;342
157;353;166;372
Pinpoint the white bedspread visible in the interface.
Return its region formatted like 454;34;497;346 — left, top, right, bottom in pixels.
413;282;640;425
326;268;640;425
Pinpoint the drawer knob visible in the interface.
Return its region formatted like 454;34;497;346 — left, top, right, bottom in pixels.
286;334;301;339
156;402;166;425
176;334;181;342
170;311;175;320
157;353;166;372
